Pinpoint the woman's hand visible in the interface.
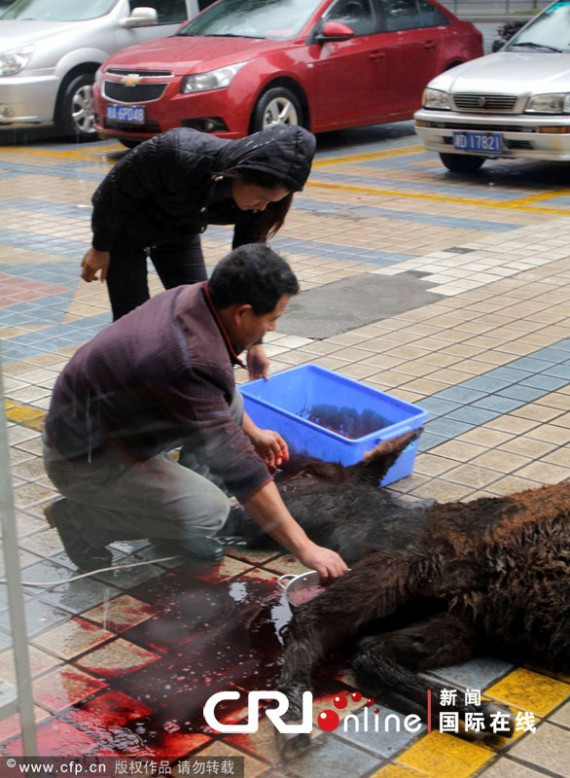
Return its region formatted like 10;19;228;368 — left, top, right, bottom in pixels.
246;343;270;380
250;427;289;469
81;248;110;283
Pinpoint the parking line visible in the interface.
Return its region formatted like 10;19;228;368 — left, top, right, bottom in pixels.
0;145;124;161
313;146;424;166
306;180;570;216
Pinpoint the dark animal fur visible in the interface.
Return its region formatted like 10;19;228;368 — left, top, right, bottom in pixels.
222;431;570;746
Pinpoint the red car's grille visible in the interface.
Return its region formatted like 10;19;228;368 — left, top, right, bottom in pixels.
104;82;167;103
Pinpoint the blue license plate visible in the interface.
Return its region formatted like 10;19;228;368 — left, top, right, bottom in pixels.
106;104;145;124
452;131;503;154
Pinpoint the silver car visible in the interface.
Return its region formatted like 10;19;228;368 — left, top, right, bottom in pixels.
0;0;211;141
414;0;570;173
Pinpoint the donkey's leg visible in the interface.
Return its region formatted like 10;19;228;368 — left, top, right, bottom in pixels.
352;612;513;735
278;552;437;716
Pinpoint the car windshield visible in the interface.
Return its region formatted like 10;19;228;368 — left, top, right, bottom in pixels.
506;0;570;53
177;0;323;41
1;0;116;21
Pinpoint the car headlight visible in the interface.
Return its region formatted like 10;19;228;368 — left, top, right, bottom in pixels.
525;93;570;114
422;88;452;110
0;44;34;76
181;62;247;94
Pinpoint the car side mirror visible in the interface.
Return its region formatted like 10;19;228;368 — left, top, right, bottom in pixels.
492;39;504;52
121;7;158;28
315;21;355;43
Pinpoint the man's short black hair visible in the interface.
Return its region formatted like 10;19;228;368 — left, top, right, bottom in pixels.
209;244;299;315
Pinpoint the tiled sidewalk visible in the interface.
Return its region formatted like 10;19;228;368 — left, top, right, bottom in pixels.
0;129;569;777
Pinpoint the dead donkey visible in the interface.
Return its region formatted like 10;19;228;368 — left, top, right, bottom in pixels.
222;431;570;745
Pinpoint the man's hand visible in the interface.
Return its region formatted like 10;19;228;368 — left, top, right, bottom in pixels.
247;343;270;380
243;481;348;583
250;428;289;469
81;248;110;283
297;541;348;583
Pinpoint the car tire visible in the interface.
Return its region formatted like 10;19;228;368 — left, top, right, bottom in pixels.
252;87;302;132
56;73;98;142
439;153;485;174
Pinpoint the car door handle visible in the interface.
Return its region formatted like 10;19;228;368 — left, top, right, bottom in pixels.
369;50;385;61
423;39;437;49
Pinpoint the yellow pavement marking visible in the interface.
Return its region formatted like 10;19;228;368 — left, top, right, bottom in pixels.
306;179;570;215
310;144;570;212
2;139;570;211
396;731;494;777
0;144;124;162
485;667;570;717
313;146;424;167
509;188;570;205
5;400;45;430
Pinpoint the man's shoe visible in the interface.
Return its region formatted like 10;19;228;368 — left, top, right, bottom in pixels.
177;536;225;564
44;499;112;573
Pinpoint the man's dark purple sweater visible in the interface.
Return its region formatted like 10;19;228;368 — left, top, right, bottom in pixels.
44;282;271;503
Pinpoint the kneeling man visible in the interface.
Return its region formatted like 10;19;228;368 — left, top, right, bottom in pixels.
43;244;347;582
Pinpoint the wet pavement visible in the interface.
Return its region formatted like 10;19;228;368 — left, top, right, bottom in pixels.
0;124;569;777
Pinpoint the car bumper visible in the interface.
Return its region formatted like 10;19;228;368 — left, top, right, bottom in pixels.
0;75;59;124
94;81;251;141
414;108;570;162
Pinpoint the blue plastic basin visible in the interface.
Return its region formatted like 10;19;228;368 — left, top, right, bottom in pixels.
239;364;428;486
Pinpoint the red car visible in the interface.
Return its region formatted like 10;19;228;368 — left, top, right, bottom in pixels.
93;0;482;146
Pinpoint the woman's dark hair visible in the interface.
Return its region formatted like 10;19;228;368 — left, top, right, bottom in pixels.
232;169;294;241
209;244;299;316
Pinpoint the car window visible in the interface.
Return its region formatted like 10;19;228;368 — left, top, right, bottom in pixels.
2;0;116;20
377;0;446;32
178;0;324;40
129;0;187;24
507;0;570;52
416;0;449;27
322;0;376;36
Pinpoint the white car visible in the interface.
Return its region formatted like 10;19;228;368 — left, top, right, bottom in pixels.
0;0;213;141
414;0;570;173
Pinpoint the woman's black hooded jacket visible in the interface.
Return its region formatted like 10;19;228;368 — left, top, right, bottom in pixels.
91;125;316;252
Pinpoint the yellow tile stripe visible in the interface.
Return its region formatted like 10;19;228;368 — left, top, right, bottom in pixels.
313;146;425;167
5;400;45;430
396;731;494;777
0;144;124;162
369;665;569;777
485;667;570;717
310;144;570;213
306;179;570;216
3;139;569;212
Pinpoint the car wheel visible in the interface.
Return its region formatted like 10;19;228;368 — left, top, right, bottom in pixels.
439;153;485;174
252;87;302;132
56;73;97;142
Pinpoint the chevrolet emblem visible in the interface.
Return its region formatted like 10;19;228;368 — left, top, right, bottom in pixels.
122;74;141;87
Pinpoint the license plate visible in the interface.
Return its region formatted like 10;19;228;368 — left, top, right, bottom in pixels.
452;131;503;154
106;104;145;124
